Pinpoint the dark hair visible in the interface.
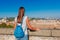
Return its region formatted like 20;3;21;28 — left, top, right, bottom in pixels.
17;7;25;23
19;7;25;10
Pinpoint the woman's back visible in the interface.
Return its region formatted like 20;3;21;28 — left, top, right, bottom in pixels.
15;16;28;35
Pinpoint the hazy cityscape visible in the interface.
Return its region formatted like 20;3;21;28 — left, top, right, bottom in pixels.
0;17;60;29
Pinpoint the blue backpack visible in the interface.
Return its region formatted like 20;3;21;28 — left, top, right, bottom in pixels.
14;16;25;38
14;24;24;38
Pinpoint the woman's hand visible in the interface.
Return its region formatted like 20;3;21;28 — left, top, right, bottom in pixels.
36;28;40;31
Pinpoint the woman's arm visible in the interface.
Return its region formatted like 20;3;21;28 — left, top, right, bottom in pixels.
26;17;40;31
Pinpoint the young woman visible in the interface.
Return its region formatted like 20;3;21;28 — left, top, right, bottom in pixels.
14;7;40;40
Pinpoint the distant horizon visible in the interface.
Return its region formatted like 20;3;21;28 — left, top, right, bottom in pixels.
0;16;60;19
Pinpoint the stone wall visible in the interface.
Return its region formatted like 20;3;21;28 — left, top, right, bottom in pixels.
0;28;60;40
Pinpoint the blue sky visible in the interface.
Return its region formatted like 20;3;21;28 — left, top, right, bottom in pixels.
0;0;60;18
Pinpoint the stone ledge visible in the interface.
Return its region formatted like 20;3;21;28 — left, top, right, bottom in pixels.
52;30;60;36
29;30;51;36
0;28;14;35
0;28;60;37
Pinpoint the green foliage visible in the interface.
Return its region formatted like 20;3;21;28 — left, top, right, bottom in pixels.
7;17;15;21
30;18;36;20
7;25;13;28
0;23;7;28
30;18;47;20
0;23;13;28
30;18;40;20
